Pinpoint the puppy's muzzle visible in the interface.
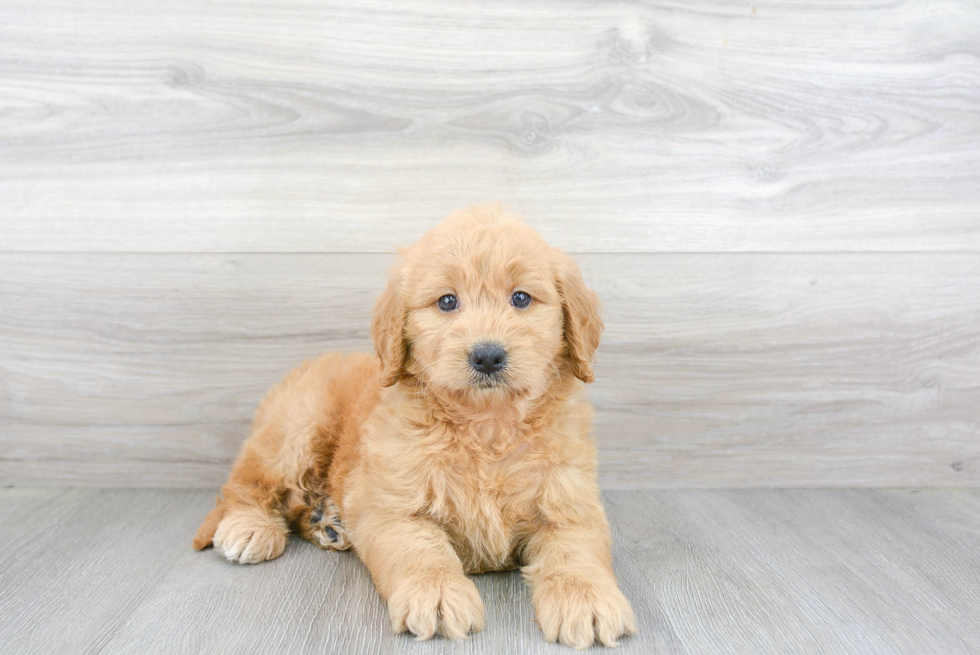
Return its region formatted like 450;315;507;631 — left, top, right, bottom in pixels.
469;342;507;377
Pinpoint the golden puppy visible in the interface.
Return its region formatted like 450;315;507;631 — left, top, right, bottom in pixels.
193;205;636;649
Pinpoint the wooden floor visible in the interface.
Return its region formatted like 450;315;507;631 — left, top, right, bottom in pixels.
1;488;978;654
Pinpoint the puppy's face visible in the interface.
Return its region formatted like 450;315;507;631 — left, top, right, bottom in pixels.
371;208;602;404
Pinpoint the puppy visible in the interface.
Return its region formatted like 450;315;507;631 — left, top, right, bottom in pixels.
193;205;636;649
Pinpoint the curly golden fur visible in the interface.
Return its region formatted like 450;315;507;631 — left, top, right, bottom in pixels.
193;205;636;649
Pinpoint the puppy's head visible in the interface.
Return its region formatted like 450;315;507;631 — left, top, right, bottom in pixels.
371;205;602;403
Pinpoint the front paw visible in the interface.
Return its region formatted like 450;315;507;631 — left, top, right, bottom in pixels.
533;574;636;649
388;570;486;641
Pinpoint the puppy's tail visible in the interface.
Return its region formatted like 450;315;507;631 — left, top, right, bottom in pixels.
192;495;226;550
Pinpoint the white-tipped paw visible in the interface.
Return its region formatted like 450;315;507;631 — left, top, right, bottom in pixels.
212;509;287;564
388;571;486;641
533;574;636;649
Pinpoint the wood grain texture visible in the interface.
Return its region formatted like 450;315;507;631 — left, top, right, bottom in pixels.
2;0;979;489
2;488;978;653
1;0;978;253
2;252;977;488
0;488;215;653
0;488;670;655
608;488;980;654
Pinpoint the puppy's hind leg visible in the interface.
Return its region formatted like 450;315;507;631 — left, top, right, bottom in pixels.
211;497;288;565
195;451;290;564
289;497;351;551
194;353;356;564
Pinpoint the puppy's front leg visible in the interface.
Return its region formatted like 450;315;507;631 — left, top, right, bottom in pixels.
354;513;485;641
523;518;636;649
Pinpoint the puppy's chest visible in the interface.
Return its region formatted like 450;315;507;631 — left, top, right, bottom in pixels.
423;439;543;572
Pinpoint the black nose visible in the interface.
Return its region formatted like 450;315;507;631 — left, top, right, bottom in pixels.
469;343;507;375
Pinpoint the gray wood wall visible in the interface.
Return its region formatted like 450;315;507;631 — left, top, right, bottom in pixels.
2;0;978;488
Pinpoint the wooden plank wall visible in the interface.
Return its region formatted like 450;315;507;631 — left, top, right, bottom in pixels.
1;0;978;488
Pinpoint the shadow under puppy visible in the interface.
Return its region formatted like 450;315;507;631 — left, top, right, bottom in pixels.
193;205;636;649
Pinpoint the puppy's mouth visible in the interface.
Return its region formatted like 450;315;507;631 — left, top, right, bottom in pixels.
471;371;507;390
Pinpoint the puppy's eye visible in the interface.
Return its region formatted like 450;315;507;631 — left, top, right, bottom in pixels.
438;294;458;312
511;291;532;308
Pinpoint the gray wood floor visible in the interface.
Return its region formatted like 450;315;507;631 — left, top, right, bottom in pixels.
1;488;978;654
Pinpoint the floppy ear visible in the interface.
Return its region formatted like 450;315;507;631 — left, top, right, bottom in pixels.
370;263;408;387
554;251;603;383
